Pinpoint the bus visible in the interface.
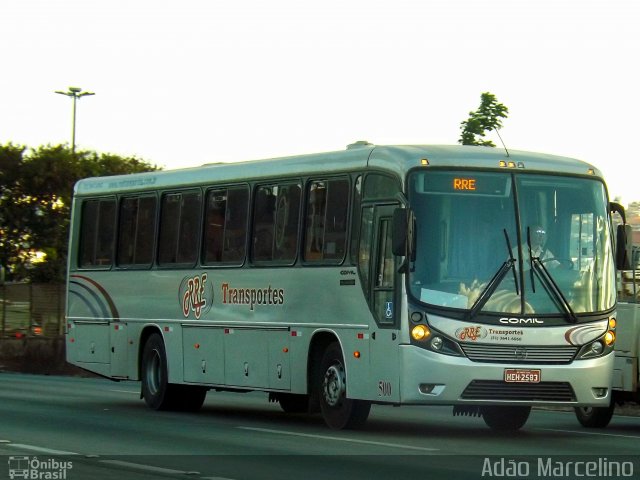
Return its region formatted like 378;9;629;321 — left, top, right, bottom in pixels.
66;143;623;431
574;226;638;427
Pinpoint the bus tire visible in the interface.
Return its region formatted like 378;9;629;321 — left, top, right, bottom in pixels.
318;342;371;429
141;333;181;411
277;393;310;414
481;405;531;431
574;404;615;428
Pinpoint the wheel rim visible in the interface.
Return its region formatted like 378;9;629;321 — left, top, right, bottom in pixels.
145;348;162;396
323;362;346;407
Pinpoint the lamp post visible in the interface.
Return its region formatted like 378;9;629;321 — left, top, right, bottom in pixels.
55;86;95;155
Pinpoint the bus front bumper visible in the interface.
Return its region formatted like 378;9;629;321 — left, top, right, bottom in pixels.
399;344;614;407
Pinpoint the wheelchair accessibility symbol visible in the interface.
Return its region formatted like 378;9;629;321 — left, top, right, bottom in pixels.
384;301;393;319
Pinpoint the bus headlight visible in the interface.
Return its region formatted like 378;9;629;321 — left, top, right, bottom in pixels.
411;324;431;341
431;336;444;351
409;321;463;356
590;341;604;355
576;329;615;360
604;330;615;346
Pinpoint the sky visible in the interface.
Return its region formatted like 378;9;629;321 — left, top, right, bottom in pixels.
1;0;638;205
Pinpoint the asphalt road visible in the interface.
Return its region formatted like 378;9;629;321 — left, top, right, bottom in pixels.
1;373;639;480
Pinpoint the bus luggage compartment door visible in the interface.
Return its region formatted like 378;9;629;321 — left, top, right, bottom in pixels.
110;322;129;378
73;320;111;364
182;326;225;384
224;327;290;389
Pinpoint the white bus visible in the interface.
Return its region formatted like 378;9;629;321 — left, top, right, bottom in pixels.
574;227;637;428
66;143;623;431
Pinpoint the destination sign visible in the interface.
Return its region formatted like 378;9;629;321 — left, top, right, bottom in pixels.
419;172;510;196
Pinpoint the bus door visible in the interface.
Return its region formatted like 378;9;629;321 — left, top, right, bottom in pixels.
368;205;400;402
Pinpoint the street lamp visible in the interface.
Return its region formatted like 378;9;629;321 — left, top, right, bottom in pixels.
55;86;95;155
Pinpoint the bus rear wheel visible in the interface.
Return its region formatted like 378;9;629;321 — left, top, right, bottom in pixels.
481;405;531;431
141;333;207;412
318;342;370;429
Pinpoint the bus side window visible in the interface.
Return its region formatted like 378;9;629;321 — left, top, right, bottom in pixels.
79;198;116;268
158;191;202;265
204;189;227;263
304;178;349;262
358;206;374;298
349;175;362;264
274;184;301;261
203;186;248;265
373;218;395;324
252;183;301;263
79;200;99;267
158;194;181;264
252;186;276;261
117;195;156;267
176;192;202;264
363;173;400;200
224;187;249;262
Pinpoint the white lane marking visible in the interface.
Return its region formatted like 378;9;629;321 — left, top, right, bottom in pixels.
7;444;79;455
537;428;640;440
108;389;139;394
237;426;439;452
100;460;199;476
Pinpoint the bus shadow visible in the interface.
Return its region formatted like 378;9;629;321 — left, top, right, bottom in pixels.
194;400;536;441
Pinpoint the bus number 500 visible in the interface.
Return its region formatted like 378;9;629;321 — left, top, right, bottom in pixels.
378;381;392;397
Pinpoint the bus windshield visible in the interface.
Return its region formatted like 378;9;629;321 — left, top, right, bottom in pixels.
407;170;616;317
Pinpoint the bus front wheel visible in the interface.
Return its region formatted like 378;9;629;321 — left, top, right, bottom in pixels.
141;333;207;411
318;342;371;429
574;403;615;428
481;405;531;431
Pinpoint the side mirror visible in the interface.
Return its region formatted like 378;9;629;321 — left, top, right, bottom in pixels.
610;202;627;225
392;209;408;256
392;208;416;262
616;224;632;271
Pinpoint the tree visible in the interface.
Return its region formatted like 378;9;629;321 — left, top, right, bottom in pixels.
459;92;509;147
0;144;159;282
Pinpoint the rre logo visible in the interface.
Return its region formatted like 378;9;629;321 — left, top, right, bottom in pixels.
499;317;543;324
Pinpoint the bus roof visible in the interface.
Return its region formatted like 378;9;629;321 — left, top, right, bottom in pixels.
74;144;603;196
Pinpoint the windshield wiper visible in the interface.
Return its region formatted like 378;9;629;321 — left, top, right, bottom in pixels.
467;230;518;320
503;229;520;296
526;227;578;324
530;258;578;323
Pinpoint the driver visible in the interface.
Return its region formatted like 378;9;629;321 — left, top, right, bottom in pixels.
516;225;560;269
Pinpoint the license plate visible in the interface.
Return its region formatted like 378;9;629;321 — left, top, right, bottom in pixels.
504;368;541;383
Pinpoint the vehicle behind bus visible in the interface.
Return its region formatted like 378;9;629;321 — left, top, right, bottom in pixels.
575;230;639;427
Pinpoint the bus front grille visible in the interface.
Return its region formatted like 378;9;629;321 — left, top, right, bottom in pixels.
460;344;578;364
461;380;576;402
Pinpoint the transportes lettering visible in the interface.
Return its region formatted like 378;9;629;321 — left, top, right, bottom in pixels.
221;282;285;311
